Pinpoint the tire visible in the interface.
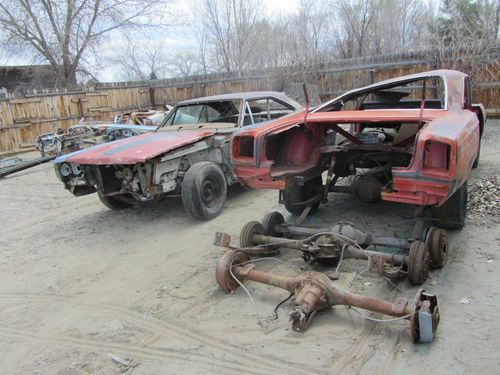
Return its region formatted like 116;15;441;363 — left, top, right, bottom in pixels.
283;176;322;216
181;162;227;220
97;190;131;210
431;181;468;230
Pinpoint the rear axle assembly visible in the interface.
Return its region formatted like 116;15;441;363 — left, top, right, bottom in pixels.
215;250;440;343
214;211;448;285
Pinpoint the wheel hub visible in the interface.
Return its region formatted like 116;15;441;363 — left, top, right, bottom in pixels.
410;290;440;343
426;227;448;269
201;180;216;203
215;251;251;293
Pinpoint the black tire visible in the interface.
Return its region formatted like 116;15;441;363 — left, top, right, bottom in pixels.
283;176;323;216
431;181;468;230
181;162;227;220
97;190;132;210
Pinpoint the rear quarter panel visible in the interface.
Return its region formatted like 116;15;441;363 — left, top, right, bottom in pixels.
420;109;479;194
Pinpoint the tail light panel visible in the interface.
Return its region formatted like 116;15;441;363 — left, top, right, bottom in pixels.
423;141;450;171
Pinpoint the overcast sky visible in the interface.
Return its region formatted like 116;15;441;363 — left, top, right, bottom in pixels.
1;0;440;82
96;0;302;81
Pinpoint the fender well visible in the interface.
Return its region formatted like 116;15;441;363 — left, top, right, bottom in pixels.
472;103;486;137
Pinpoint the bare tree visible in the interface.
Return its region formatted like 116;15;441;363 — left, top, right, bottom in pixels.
167;51;199;78
335;0;378;58
482;0;500;40
371;0;432;54
110;35;170;81
189;13;216;76
0;0;175;87
428;0;500;83
289;0;331;66
197;0;263;74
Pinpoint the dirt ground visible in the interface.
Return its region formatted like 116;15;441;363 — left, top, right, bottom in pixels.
0;121;499;375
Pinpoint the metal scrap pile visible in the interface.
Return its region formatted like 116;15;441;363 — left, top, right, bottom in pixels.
467;176;500;217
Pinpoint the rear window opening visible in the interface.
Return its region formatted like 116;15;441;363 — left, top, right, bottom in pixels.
319;76;446;112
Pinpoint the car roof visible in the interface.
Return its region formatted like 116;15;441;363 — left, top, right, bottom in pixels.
314;69;467;112
177;91;300;106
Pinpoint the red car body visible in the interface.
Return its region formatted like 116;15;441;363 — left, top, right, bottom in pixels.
230;70;485;224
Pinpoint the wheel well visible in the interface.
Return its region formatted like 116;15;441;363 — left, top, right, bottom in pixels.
472;104;486;137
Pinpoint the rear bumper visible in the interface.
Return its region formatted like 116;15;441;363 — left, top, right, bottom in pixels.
382;176;453;206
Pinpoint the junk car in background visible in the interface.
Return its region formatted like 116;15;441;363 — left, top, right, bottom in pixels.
35;108;170;156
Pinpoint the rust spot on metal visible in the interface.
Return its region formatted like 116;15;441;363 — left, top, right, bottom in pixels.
216;250;440;342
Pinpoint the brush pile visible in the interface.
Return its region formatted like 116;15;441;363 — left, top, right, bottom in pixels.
467;176;500;217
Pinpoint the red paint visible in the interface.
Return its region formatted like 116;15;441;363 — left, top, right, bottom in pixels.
423;141;449;170
231;70;483;208
67;130;215;165
279;128;314;165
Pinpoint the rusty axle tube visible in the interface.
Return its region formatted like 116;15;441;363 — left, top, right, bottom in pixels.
339;291;408;317
275;224;409;249
251;233;408;267
216;251;439;342
232;264;410;318
234;264;296;291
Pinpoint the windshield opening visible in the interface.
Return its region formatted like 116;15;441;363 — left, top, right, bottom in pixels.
164;100;242;127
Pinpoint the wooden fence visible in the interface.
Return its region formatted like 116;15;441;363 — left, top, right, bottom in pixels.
1;52;499;152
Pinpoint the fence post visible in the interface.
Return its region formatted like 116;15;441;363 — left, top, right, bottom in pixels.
149;86;156;109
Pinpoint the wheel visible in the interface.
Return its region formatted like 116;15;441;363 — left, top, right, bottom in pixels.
431;181;468;230
408;241;429;285
122;129;137;138
425;227;448;269
409;290;440;343
283;176;322;216
97;190;132;210
262;211;285;237
181;162;227;220
107;130;120;141
215;251;251;293
239;221;265;248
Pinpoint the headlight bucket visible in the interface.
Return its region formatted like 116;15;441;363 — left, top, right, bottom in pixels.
59;163;72;177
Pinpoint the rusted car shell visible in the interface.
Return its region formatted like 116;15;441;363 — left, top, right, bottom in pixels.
54;91;302;219
231;70;483;207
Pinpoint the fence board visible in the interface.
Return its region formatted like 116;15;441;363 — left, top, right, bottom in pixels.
0;59;499;152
